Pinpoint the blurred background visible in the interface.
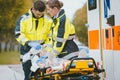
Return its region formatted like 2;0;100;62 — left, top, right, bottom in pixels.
0;0;88;64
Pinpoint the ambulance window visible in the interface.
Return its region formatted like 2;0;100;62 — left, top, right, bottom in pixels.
88;0;97;10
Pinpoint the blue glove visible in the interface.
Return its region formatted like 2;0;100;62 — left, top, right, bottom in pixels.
36;55;48;63
35;45;41;50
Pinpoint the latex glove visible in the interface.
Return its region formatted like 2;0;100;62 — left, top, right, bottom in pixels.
24;41;41;52
22;52;31;63
28;41;40;47
22;45;42;63
29;45;42;55
31;55;40;72
36;55;48;63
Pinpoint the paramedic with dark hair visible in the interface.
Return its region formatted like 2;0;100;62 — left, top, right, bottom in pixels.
46;0;79;59
15;0;51;80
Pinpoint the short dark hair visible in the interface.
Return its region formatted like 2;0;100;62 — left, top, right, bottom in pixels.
34;0;46;12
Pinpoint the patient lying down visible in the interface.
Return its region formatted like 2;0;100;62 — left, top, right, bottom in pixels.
30;48;70;73
22;42;88;74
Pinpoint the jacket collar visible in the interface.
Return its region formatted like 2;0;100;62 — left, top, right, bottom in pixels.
52;9;65;19
58;9;65;18
28;8;44;19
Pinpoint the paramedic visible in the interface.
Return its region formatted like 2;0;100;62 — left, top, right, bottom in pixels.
15;0;51;80
46;0;79;59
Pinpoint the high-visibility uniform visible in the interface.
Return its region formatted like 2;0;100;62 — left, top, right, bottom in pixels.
15;9;51;47
15;9;51;80
48;9;79;58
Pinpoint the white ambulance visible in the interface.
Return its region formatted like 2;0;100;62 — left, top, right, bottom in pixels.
87;0;120;80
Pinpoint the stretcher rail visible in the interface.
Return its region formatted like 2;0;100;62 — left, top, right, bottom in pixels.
30;57;105;80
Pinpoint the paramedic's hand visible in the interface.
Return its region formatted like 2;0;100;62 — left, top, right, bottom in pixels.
27;41;40;47
29;45;42;55
24;41;41;51
25;41;42;54
35;45;41;50
22;45;42;63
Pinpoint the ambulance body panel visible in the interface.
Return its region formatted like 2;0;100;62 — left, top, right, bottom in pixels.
87;0;120;80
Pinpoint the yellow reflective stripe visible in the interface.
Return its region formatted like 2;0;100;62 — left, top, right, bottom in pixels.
57;13;65;19
61;51;68;54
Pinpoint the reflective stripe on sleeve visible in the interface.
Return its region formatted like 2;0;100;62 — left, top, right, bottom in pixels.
56;35;75;42
15;31;20;35
56;37;66;42
30;40;44;44
68;35;75;40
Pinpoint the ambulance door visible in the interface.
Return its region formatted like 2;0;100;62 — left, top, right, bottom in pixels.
111;0;120;79
102;0;115;79
87;0;102;64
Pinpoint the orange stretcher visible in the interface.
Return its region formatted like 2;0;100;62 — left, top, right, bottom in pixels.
30;58;105;80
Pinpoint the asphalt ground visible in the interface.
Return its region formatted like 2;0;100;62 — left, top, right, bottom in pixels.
0;64;24;80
